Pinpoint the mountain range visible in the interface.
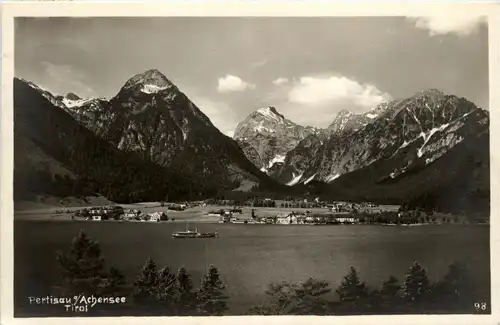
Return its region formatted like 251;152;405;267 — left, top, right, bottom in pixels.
14;70;287;204
14;69;490;215
234;90;489;216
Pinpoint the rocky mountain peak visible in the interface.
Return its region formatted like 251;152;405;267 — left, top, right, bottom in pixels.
327;109;361;133
418;88;445;97
122;69;174;93
254;106;285;122
234;105;320;172
65;92;81;101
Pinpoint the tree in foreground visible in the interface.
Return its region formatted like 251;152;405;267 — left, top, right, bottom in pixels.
156;266;179;314
403;262;430;305
431;262;475;311
133;258;160;306
373;275;402;311
291;278;332;315
133;260;201;315
248;282;297;315
248;277;332;315
335;267;369;312
380;275;401;299
176;266;197;315
56;230;125;296
196;265;228;315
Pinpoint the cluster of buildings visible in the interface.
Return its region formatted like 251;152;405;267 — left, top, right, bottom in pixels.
74;206;169;222
269;212;357;225
122;210;169;222
217;210;358;225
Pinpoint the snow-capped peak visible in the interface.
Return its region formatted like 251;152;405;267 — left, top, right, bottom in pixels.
62;97;97;108
123;68;174;90
256;106;285;122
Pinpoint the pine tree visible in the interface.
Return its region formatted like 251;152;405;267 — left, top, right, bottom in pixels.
291;278;331;315
196;265;228;315
442;262;472;298
431;262;474;311
248;282;296;315
381;275;401;298
101;266;126;295
374;275;401;311
403;261;430;302
56;230;124;295
133;258;159;305
335;267;368;311
156;266;179;314
176;266;197;315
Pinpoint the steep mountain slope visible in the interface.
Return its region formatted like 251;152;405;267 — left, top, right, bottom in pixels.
21;69;286;195
276;89;489;187
14;78;203;203
321;128;489;216
292;89;490;215
233;106;320;173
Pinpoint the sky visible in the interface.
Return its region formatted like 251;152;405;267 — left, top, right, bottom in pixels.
15;16;488;136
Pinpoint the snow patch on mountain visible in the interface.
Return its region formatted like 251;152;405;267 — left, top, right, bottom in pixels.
268;154;286;168
253;121;276;133
303;173;317;185
141;84;170;94
417;123;450;158
326;173;340;183
400;140;410;149
286;173;303;186
63;97;95;108
257;107;284;123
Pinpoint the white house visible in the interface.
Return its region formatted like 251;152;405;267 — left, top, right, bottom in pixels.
148;212;166;222
335;216;357;223
276;213;300;224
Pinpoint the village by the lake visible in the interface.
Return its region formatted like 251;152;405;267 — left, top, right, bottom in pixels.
16;195;478;227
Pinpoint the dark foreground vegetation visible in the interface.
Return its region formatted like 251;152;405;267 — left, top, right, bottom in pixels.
25;230;489;317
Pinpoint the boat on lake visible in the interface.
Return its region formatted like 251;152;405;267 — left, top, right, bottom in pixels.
172;223;218;238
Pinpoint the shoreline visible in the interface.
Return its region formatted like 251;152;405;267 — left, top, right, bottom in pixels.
14;203;488;226
13;217;489;226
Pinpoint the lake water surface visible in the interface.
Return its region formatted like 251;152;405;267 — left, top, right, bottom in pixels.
14;221;490;315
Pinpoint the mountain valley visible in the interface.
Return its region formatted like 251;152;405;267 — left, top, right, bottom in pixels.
14;70;490;215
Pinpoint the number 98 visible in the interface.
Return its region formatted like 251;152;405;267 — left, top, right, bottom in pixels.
474;302;487;311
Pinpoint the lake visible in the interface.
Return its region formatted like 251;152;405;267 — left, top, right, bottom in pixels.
14;220;490;315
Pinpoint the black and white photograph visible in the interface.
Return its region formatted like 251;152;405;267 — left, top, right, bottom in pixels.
2;3;497;321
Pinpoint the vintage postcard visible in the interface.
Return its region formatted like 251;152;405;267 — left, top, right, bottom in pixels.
1;2;499;325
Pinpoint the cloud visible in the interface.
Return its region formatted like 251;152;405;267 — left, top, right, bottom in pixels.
272;77;289;85
217;75;255;93
408;12;486;36
287;75;391;109
40;61;97;98
263;74;392;127
225;130;235;138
